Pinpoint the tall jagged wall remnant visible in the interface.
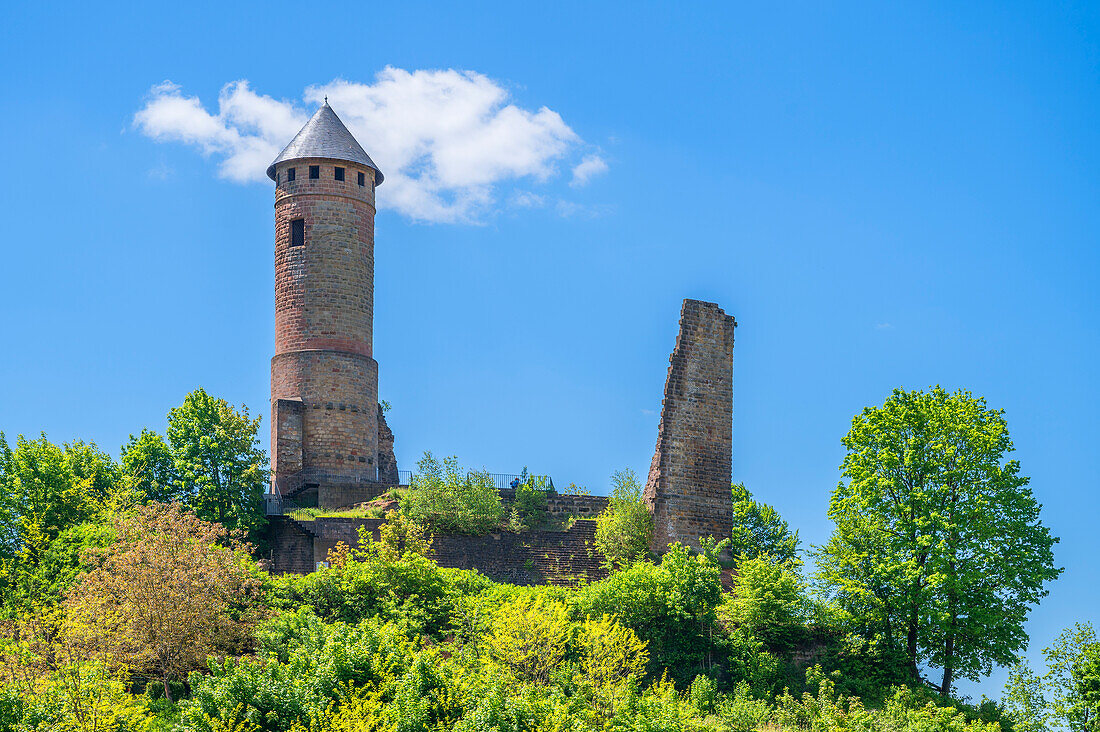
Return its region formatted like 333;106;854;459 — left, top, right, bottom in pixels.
644;299;736;552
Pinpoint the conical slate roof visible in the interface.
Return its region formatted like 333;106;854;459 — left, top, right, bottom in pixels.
266;102;383;184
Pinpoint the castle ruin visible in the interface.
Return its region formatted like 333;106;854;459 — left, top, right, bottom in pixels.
263;106;737;580
644;300;736;551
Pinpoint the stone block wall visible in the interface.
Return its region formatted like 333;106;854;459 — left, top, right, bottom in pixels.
272;158;377;358
272;398;305;479
267;516;606;586
377;406;399;485
644;299;736;552
266;517;319;574
545;494;608;519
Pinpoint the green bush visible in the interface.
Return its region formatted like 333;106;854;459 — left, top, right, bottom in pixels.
720;628;784;696
269;533;495;639
593;468;653;569
402;453;503;535
0;687;21;732
10;661;152;732
718;681;773;730
579;543;723;683
511;468;548;530
725;554;807;649
183;617;413;732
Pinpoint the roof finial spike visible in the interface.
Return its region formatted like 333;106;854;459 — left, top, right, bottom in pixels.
324;95;328;105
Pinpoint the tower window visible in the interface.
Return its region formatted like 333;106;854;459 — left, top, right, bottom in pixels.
290;218;305;247
357;171;365;186
309;165;319;179
287;167;296;182
334;166;345;181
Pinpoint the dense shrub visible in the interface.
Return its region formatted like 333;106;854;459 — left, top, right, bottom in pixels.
183;617;413;732
511;468;549;530
593;468;653;569
485;594;570;684
579;543;723;683
724;554;807;648
270;524;495;639
402;453;503;535
6;661;152;732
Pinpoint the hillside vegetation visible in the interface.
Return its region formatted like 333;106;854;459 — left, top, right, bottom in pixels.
0;387;1090;732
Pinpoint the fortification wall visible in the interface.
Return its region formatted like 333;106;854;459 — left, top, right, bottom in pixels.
644;299;736;551
267;516;606;586
545;494;608;518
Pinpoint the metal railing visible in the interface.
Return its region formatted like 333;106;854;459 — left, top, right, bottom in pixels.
265;470;548;515
264;495;299;516
480;473;554;492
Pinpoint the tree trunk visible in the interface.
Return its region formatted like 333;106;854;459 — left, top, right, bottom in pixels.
940;632;954;695
941;484;959;697
163;675;173;703
907;612;920;680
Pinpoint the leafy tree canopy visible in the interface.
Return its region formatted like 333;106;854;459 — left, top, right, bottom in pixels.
119;428;180;504
815;386;1061;694
165;387;268;537
64;503;263;700
730;483;800;564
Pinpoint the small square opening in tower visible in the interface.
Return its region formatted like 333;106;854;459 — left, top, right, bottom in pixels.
334;166;345;181
357;171;365;187
309;165;319;179
287;167;296;182
290;218;305;247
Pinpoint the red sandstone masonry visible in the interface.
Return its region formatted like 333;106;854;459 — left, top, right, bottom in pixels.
644;299;737;552
267;516;607;586
271;158;383;489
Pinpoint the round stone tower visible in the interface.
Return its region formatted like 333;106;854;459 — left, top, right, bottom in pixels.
267;102;395;506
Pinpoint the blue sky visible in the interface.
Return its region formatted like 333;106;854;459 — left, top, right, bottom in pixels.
1;0;1097;700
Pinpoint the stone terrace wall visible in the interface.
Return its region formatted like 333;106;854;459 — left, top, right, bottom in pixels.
546;494;608;519
268;516;606;586
644;299;736;552
496;492;608;519
266;517;319;574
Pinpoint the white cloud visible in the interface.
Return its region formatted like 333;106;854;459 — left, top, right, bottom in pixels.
134;69;602;223
570;154;608;187
510;191;547;209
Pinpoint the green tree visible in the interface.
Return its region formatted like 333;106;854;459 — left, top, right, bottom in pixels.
402;452;503;534
1002;662;1049;732
166;388;267;537
594;468;654;570
64;503;262;700
727;554;806;647
120;428;180;503
816;387;1061;693
0;434;18;570
0;434;126;614
1045;623;1100;731
61;440;121;506
1003;623;1100;732
730;483;799;564
5;435;103;547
